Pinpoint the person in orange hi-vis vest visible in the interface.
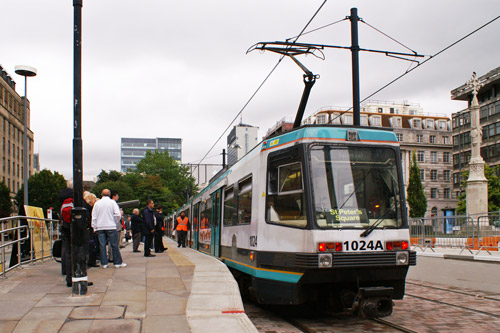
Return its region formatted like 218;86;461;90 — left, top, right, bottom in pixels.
175;211;189;248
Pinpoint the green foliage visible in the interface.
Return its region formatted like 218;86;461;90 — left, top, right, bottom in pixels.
456;165;500;214
14;169;67;214
0;182;12;218
407;151;427;218
132;151;198;211
96;170;123;184
90;152;198;214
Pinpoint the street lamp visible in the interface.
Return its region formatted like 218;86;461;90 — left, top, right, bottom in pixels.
14;65;37;207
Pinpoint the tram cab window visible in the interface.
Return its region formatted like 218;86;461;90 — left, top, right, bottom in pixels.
310;145;402;229
266;161;307;228
223;187;237;226
238;176;252;225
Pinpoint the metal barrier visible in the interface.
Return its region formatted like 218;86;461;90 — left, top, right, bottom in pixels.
0;216;60;278
410;214;500;255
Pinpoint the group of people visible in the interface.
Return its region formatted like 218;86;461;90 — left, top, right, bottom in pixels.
59;188;187;287
130;199;167;257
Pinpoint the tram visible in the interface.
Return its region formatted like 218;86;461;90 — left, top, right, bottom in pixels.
169;124;416;318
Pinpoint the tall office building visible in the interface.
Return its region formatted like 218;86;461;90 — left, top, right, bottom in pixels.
227;124;259;167
451;66;500;198
120;137;182;172
0;65;35;195
303;100;457;217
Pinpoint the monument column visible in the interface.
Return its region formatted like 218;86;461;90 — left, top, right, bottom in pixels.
465;72;488;218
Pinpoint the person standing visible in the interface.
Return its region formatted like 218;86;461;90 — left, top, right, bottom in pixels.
174;211;189;248
84;191;99;268
59;188;74;287
111;191;125;249
92;189;127;268
131;208;143;252
142;200;156;257
154;205;167;253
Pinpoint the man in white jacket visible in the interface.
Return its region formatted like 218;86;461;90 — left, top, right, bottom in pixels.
92;189;127;268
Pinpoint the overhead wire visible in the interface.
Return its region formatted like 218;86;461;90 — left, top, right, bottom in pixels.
328;13;500;123
196;0;328;167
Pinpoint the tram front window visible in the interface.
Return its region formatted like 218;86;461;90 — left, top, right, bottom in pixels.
310;145;402;229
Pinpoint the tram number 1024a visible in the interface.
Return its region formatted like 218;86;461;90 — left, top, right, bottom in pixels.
343;240;384;251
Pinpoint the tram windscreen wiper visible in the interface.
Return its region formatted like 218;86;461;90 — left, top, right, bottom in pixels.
360;209;393;238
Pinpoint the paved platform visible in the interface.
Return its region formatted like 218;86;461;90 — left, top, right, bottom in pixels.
0;237;257;333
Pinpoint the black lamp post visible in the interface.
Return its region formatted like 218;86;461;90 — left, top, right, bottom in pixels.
14;65;37;207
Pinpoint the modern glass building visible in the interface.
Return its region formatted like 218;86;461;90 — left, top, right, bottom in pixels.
121;137;182;172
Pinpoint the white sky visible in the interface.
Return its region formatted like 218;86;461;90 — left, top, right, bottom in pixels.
2;0;499;180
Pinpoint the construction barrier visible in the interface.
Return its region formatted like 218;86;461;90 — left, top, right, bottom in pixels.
410;213;500;255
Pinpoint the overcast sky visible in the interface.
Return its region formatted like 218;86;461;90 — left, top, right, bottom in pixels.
2;0;499;180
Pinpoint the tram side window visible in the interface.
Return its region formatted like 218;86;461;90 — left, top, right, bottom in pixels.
193;203;200;232
200;200;212;229
238;176;252;225
224;187;237;226
266;162;307;228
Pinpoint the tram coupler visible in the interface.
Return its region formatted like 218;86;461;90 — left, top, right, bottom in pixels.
351;287;394;318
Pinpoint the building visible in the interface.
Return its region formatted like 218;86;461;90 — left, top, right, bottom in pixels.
227;124;259;166
303;100;457;217
264;117;294;139
0;65;35;195
451;66;500;198
120;137;182;172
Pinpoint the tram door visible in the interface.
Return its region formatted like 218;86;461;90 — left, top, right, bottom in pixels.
210;189;222;257
192;203;200;250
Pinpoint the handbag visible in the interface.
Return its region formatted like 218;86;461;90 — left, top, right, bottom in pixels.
52;239;62;262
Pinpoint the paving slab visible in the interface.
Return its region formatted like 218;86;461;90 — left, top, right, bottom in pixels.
70;305;125;319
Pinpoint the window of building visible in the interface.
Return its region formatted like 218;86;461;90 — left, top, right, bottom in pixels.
390;108;395;114
238;176;252;225
342;114;353;125
417;151;425;162
396;133;403;142
370;116;381;126
431;151;437;162
360;115;368;126
443;188;451;199
377;107;383;113
443;170;451;181
412;118;422;129
331;113;341;125
391;117;402;128
316;114;327;125
426;119;434;129
430;170;438;181
438;120;448;130
420;169;425;181
443;136;449;144
443;152;450;163
431;188;438;199
417;134;423;143
429;135;436;144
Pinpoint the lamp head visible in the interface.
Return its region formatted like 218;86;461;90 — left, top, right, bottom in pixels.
15;65;37;77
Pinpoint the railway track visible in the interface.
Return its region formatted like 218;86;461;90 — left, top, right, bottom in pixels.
244;280;500;332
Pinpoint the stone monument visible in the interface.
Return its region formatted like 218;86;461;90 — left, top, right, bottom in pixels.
465;72;488;218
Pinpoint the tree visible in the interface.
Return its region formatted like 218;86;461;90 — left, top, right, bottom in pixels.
96;170;123;184
407;151;427;218
456;165;500;215
0;182;12;218
14;169;67;214
91;180;135;203
133;151;198;211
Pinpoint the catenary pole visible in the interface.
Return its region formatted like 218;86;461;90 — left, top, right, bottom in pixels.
350;8;361;126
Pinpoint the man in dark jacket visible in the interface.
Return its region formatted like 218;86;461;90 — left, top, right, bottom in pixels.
131;208;143;252
154;205;167;253
141;200;156;257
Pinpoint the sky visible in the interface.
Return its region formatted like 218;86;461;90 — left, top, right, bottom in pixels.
2;0;499;180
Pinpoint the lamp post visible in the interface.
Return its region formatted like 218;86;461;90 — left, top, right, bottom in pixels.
14;65;37;207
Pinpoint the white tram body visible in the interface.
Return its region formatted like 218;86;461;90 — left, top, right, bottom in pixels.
171;125;416;317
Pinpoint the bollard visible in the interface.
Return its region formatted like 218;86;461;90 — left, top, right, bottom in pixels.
70;207;89;296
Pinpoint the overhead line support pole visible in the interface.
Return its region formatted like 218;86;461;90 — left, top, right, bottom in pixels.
350;7;361;127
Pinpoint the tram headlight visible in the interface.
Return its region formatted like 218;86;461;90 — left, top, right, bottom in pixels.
396;251;409;265
318;253;333;268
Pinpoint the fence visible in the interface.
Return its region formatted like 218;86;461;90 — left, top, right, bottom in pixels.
0;216;60;278
410;213;500;255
